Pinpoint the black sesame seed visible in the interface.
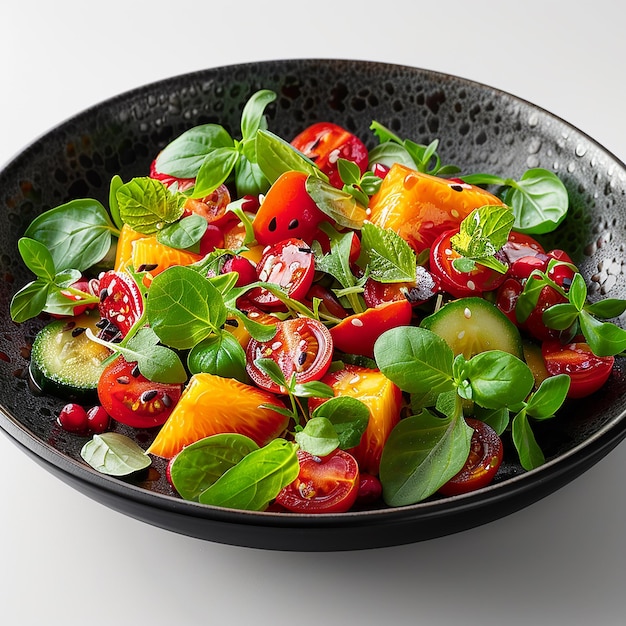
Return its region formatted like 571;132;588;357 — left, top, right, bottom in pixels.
268;216;277;232
140;389;158;402
131;364;141;377
298;351;307;366
99;288;109;302
288;218;299;230
71;327;86;337
450;184;464;192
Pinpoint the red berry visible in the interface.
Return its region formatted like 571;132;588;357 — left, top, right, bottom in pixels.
58;403;89;433
86;405;110;434
356;473;383;505
221;255;258;287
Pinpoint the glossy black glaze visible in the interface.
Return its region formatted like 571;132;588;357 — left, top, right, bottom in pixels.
1;59;625;551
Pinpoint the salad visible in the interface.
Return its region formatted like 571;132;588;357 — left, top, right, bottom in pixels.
10;89;626;514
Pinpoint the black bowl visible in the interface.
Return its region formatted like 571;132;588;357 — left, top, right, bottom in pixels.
1;59;625;551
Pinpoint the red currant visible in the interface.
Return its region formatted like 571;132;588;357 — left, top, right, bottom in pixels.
58;403;89;433
86;405;110;434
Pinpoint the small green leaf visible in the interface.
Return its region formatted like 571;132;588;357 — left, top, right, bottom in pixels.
18;237;56;281
310;396;370;450
146;265;227;350
458;351;534;409
117;177;183;235
25;198;116;271
305;176;367;230
10;279;50;322
359;223;417;283
193;146;240;198
374;326;455;396
512;411;545;470
154;124;235;179
198;439;299;511
505;168;569;235
579;310;626;356
379;411;472;506
585;298;626;319
568;272;587;311
81;433;151;476
525;374;570;419
157;213;207;250
256;129;322;184
187;331;247;382
542;302;579;330
294;417;340;457
240;89;276;140
169;434;259;501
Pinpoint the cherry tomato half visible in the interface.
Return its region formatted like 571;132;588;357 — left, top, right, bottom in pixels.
252;171;328;246
429;229;507;299
363;265;440;308
438;418;503;496
246;317;333;394
500;231;546;264
249;238;316;310
97;356;183;428
276;449;360;513
542;340;614;398
330;299;413;358
182;183;233;228
97;270;144;339
291;122;369;188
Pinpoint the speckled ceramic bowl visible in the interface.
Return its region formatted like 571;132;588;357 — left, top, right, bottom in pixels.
1;59;625;551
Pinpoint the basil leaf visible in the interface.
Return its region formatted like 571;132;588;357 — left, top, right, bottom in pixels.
306;176;367;230
240;89;276;140
525;374;570;419
374;326;455;395
505;168;569;234
154;124;234;178
234;153;270;197
25;198;116;271
512;411;545;470
146;265;227;350
294;417;340;457
193;146;239;198
568;272;587;311
368;142;416;169
578;309;626;356
542;302;579;330
17;237;56;281
256;129;322;184
450;205;514;271
310;395;370;450
359;223;417;283
457;351;534;409
198;439;299;511
379;411;472;506
169;434;259;501
81;433;151;476
187;331;247;382
10;279;50;322
109;174;124;230
585;298;626;319
474;406;510;436
117;177;183;235
157;213;207;250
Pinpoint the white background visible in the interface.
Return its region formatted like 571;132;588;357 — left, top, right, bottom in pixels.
1;1;625;624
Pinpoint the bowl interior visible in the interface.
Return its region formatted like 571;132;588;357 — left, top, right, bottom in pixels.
1;59;626;548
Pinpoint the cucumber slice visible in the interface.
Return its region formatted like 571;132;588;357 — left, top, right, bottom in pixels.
420;297;524;359
30;312;112;401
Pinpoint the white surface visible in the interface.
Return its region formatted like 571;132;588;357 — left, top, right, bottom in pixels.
1;1;625;625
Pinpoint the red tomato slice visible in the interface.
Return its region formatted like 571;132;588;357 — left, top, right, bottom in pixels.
97;270;144;339
500;231;546;264
330;299;413;358
249;238;316;310
363;265;440;308
276;449;360;513
438;418;503;496
183;184;234;229
542;340;614;398
97;356;183;429
252;171;328;246
246;317;333;394
291;122;369;188
429;229;508;298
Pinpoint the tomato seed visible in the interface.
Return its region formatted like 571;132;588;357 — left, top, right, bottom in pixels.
140;389;158;402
